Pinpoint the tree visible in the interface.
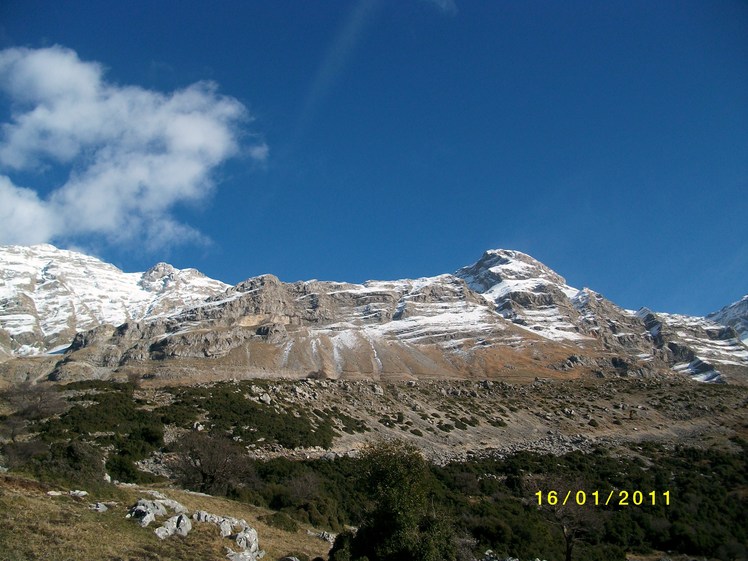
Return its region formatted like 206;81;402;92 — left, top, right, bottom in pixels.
0;381;66;441
533;476;605;561
329;439;456;561
1;381;66;469
171;432;250;496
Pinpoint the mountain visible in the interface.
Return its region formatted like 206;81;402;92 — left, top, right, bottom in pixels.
455;249;748;383
0;244;229;357
1;245;747;384
708;295;748;344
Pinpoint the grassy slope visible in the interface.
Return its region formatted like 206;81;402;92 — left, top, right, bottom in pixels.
0;473;330;561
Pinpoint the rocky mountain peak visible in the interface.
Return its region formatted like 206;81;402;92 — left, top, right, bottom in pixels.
0;244;229;356
708;295;748;343
141;262;178;282
455;249;569;294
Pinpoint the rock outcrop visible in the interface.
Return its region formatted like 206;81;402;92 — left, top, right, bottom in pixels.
125;497;264;558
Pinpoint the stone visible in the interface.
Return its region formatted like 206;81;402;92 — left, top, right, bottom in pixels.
155;514;192;539
157;498;188;514
69;490;88;497
193;510;219;523
235;526;259;552
90;502;108;513
127;499;168;527
219;518;233;537
174;514;192;536
225;548;265;561
139;511;156;527
306;530;337;544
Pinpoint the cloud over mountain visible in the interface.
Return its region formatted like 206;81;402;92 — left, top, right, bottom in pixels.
0;45;263;249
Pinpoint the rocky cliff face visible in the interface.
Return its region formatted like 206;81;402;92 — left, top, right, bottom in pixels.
635;309;748;382
51;272;566;382
2;244;747;384
456;250;645;346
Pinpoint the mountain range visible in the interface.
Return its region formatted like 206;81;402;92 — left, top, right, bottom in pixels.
1;244;746;384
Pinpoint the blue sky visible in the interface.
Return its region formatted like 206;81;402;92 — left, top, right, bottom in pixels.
0;0;746;316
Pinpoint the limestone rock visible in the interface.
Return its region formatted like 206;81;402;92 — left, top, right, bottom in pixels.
235;526;259;552
126;499;168;527
155;514;192;539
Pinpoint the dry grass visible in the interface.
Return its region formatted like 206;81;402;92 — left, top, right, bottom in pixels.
0;474;330;561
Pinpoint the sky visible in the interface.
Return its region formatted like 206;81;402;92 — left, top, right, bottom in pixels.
0;0;746;316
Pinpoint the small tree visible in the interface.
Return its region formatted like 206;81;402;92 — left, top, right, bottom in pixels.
171;431;250;496
534;476;605;561
0;381;66;441
330;439;456;561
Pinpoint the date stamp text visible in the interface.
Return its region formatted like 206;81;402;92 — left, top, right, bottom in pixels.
535;490;670;507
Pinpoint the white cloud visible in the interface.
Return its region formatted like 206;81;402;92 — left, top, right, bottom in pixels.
0;176;58;244
0;45;263;248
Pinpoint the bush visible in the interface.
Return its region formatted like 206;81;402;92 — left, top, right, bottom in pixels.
171;383;338;448
260;512;300;532
34;440;105;488
171;432;251;496
335;439;457;561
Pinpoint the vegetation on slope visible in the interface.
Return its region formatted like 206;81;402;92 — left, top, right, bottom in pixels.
0;378;746;561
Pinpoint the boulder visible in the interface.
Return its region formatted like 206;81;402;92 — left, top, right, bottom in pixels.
155;514;192;539
219;518;233;537
235;526;259;552
193;510;220;524
126;499;168;527
225;548;265;561
157;498;188;514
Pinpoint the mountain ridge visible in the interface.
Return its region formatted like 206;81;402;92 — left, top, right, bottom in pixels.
0;244;229;357
1;244;746;384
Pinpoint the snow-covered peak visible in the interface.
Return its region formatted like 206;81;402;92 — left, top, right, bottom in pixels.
456;249;570;292
708;295;748;344
0;244;229;356
453;250;585;342
142;262;178;280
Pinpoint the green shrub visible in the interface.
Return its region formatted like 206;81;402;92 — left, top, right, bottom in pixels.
34;440;105;489
174;383;337;448
260;512;300;533
104;454;160;484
